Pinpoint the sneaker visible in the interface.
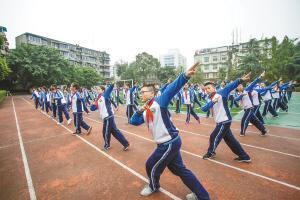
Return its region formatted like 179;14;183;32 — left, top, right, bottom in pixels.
240;134;245;137
202;152;216;160
186;193;198;200
57;122;62;125
261;129;268;136
140;185;155;196
72;131;81;136
249;123;253;126
67;118;72;125
102;146;111;151
273;115;279;118
123;143;130;151
86;126;92;135
234;157;251;163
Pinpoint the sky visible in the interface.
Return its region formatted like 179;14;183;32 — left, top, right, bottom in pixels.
1;0;300;67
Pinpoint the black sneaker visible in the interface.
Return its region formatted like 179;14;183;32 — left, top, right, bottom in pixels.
261;129;268;136
72;131;81;136
203;152;216;160
123;143;130;151
102;146;111;151
234;157;251;163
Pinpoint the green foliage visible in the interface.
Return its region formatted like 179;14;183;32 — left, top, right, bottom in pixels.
229;36;299;82
4;44;101;90
0;90;6;104
0;57;11;81
190;69;204;84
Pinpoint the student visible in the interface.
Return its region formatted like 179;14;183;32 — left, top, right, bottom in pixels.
30;87;40;109
70;83;92;135
51;84;72;125
182;83;200;124
258;81;279;118
124;83;137;123
94;82;130;151
44;87;52;114
50;90;57;119
234;72;267;136
130;62;210;200
201;73;251;162
251;85;265;124
114;85;124;106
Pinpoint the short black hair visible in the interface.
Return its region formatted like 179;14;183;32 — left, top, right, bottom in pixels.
141;83;157;94
204;82;215;87
71;82;80;90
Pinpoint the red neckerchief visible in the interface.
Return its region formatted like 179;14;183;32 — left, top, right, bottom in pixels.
210;92;216;100
95;93;102;109
145;98;155;127
70;92;76;105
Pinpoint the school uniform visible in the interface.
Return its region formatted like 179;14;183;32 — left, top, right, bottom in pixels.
45;91;52;113
257;81;279;117
130;73;210;200
125;86;138;123
31;90;40;109
182;88;200;123
251;89;265;124
201;79;250;160
50;91;57;118
234;78;267;136
53;89;71;123
71;91;90;134
97;84;129;150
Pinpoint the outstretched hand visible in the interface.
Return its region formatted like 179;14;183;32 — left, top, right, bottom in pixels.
260;71;265;78
185;62;200;77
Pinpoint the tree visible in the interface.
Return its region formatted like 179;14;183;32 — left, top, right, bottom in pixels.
4;44;102;90
0;35;11;81
190;68;204;84
134;52;161;82
286;41;300;81
157;67;176;84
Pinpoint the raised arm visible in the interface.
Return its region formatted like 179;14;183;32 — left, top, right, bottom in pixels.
157;62;200;108
103;84;114;99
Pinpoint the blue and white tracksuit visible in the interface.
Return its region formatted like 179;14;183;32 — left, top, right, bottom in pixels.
234;78;266;135
251;89;265;124
130;73;210;200
175;91;182;113
182;88;200;123
71;91;90;133
98;84;129;149
201;79;250;159
31;90;40;109
125;86;138;123
257;81;278;117
53;90;70;123
45;92;52;113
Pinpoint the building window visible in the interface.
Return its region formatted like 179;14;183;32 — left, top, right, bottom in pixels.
209;73;213;78
213;56;218;62
213;64;218;70
204;65;209;70
203;56;209;62
205;73;209;79
222;56;227;61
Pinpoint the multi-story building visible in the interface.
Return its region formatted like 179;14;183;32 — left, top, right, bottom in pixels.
194;39;271;81
160;49;187;68
16;32;111;78
0;26;9;55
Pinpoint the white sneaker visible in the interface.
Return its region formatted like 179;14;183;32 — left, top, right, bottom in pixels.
140;185;155;196
186;193;198;200
67;118;72;125
57;122;62;125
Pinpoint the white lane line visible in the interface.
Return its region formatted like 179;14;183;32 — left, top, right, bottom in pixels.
22;98;181;200
12;97;37;200
84;116;300;191
113;115;300;158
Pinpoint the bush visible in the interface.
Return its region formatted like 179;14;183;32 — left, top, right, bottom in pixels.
295;87;300;92
0;90;6;104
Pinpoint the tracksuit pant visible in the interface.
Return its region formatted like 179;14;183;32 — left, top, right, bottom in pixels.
126;104;135;123
57;103;70;123
186;104;199;123
253;105;264;124
102;116;129;149
175;99;181;113
73;112;90;133
229;95;239;109
115;96;123;106
45;101;52;113
51;103;57;118
34;98;39;109
241;108;266;135
207;121;250;159
146;136;210;200
262;100;278;117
